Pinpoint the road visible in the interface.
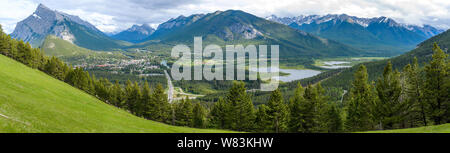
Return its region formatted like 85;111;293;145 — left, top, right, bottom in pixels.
164;70;174;103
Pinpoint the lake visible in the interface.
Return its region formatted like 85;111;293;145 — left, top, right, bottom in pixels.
320;61;352;69
251;68;321;82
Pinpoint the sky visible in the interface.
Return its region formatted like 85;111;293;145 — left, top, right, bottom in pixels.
1;0;450;34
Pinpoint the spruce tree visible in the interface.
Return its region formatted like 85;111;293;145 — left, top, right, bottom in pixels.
225;81;255;131
315;83;329;132
255;104;271;132
141;81;152;118
423;43;449;124
267;88;288;133
193;102;207;128
175;97;194;126
345;65;375;131
209;98;228;129
150;83;170;123
374;61;407;129
325;103;343;132
288;83;306;132
303;84;320;132
403;57;427;126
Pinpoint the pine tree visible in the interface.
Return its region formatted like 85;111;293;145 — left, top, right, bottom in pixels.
209;98;228;129
303;84;320;132
175;97;194;126
267;88;288;133
193;102;206;128
315;83;329;132
225;81;255;131
288;83;306;132
374;61;407;129
124;80;134;110
255;104;271;132
346;65;375;131
325;103;343;132
111;81;125;108
403;57;427;126
125;81;142;115
423;43;449;124
141;81;152;119
150;83;170;123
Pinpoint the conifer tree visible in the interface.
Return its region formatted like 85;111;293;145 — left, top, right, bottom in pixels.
346;65;375;131
175;97;194;126
423;43;449;124
150;83;170;123
288;83;306;132
193;102;206;128
225;81;255;131
315;83;329;132
403;57;427;126
303;84;320;132
141;81;152;118
209;98;227;129
374;61;407;129
111;81;125;108
255;104;271;132
267;88;288;133
325;103;343;132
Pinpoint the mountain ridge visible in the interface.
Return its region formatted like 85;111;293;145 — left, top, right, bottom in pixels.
134;10;362;59
111;24;155;43
267;14;445;56
11;4;130;50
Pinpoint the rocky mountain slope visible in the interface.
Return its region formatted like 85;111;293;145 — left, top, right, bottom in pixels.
135;10;362;59
11;4;130;50
111;24;155;43
267;14;444;56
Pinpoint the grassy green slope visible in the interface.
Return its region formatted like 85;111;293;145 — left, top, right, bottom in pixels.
364;124;450;133
41;35;127;64
42;35;93;56
0;54;229;133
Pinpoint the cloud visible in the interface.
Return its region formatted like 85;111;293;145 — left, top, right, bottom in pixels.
0;0;449;34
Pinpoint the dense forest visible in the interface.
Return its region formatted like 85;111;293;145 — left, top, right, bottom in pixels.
1;24;449;132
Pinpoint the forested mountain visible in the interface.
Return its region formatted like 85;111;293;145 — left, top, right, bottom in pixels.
267;14;444;56
11;4;131;50
319;29;450;89
134;10;362;59
111;24;155;43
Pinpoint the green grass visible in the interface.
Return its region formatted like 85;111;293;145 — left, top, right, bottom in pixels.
0;54;230;133
41;35;127;65
363;124;450;133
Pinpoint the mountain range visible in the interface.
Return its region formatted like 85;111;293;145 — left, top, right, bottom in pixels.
134;10;361;58
267;14;444;56
10;4;445;59
111;24;155;43
319;28;450;89
11;4;130;50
